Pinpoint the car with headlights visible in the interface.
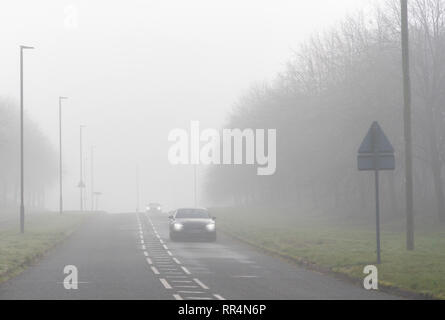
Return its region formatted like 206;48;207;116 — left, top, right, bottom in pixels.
146;203;162;213
169;208;216;242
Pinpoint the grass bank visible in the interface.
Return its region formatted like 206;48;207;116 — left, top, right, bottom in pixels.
0;212;88;283
210;207;445;299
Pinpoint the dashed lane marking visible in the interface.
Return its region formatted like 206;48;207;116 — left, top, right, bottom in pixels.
173;294;183;300
173;258;181;265
181;266;191;275
213;294;225;300
193;278;209;290
160;278;172;289
151;266;160;275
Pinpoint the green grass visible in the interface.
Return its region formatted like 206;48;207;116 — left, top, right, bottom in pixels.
211;207;445;299
0;212;87;283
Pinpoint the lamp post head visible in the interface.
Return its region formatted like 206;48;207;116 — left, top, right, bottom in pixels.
20;45;35;50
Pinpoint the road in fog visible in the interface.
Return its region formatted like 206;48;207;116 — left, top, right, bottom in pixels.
0;212;398;300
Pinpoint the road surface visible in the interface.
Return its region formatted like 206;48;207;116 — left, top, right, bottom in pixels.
0;212;399;300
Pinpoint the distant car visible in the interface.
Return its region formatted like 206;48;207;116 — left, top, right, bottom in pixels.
169;208;216;242
146;203;162;213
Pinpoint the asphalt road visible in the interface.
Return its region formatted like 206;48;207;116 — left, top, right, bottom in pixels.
0;212;399;300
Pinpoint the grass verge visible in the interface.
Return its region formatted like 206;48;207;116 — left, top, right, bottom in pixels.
0;212;88;284
210;207;445;300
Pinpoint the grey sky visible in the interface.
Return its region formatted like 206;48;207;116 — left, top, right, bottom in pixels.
0;0;371;212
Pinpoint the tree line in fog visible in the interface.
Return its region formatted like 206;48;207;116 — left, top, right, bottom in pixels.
0;97;57;211
205;0;445;222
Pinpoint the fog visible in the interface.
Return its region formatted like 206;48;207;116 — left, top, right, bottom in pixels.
0;0;371;212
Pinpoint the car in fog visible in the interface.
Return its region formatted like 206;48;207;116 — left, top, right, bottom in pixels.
146;203;162;213
169;208;216;242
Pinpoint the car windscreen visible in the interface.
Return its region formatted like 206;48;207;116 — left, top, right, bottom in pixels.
175;209;210;219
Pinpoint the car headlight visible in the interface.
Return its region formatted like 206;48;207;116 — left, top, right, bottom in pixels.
173;223;183;231
206;223;216;231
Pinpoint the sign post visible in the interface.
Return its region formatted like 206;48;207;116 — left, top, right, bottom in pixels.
358;122;395;264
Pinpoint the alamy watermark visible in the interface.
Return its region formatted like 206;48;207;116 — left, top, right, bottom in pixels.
363;265;378;290
168;121;277;176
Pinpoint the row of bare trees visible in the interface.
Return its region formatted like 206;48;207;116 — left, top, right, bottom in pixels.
205;0;445;222
0;97;57;211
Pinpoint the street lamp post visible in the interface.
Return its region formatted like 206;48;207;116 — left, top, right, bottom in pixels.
401;0;415;251
59;96;68;215
79;125;86;211
194;165;198;207
91;146;95;211
19;45;34;234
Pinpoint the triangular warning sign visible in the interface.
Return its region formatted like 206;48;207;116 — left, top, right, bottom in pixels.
358;122;394;154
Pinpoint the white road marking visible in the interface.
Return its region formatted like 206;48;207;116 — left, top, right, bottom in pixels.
163;244;169;250
167;251;173;256
181;266;191;275
151;266;160;275
160;278;172;289
186;297;212;300
143;251;148;257
178;291;205;294
175;285;198;288
232;275;259;278
166;275;188;278
172;280;193;283
141;245;146;250
140;240;144;244
193;278;209;290
146;258;153;265
173;258;181;265
159;239;164;244
173;294;183;300
213;294;225;300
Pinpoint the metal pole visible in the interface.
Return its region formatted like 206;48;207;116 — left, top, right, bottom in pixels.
375;169;381;264
136;165;139;213
194;165;198;207
19;45;33;233
20;47;24;234
59;97;67;215
59;99;62;214
401;0;415;251
91;146;95;211
79;126;84;211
